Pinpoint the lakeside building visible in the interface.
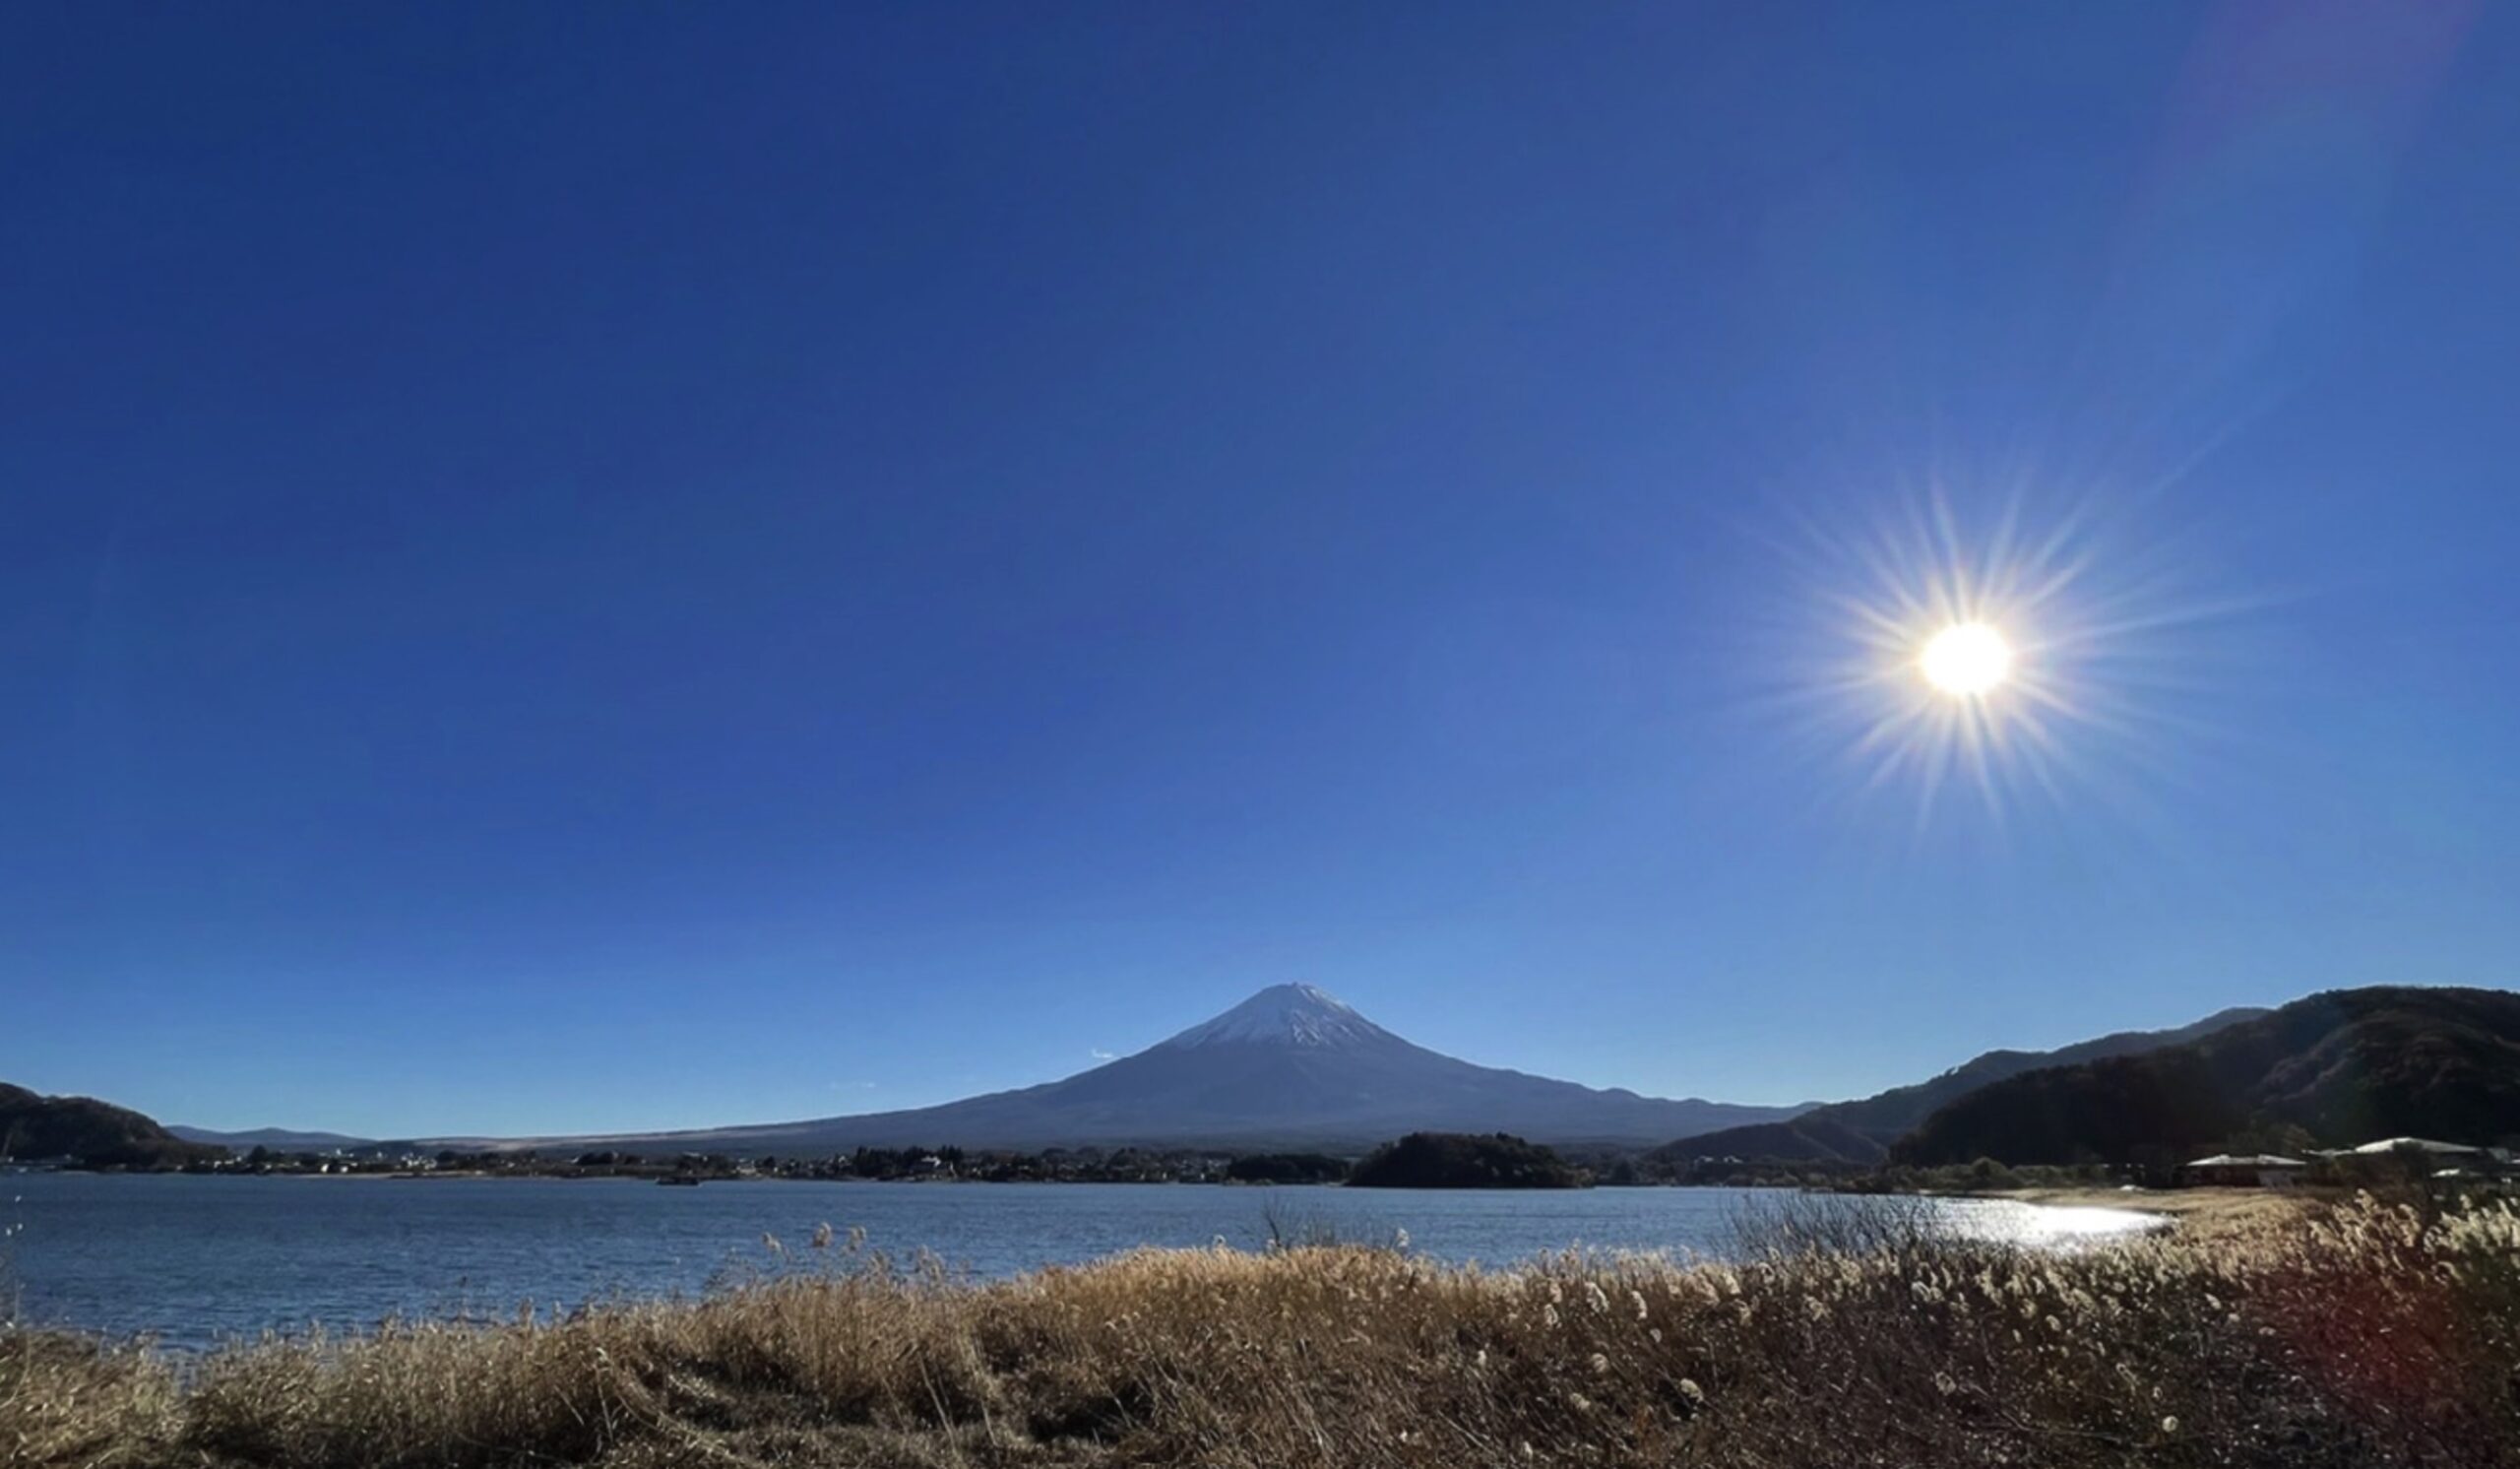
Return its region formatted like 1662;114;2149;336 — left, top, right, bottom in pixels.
2181;1154;2308;1188
2346;1137;2488;1160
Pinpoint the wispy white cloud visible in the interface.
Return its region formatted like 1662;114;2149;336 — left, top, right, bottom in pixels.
829;1080;880;1091
1090;1049;1116;1060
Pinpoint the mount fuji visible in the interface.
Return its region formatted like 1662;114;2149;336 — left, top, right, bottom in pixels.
530;985;1806;1155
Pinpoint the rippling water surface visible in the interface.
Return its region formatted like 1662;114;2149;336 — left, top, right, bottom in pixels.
2;1172;2161;1349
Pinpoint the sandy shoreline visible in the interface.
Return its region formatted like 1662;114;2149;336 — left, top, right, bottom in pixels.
1982;1184;2320;1242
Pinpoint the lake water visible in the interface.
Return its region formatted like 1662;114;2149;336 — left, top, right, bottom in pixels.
1;1173;2161;1350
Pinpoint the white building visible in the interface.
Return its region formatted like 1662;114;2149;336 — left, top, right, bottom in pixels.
2350;1137;2485;1159
2182;1153;2308;1188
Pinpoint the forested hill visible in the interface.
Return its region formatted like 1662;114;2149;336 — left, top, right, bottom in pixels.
1646;1114;1886;1165
0;1083;214;1167
1804;1005;2269;1148
1651;1003;2267;1165
1347;1132;1585;1188
1895;987;2520;1165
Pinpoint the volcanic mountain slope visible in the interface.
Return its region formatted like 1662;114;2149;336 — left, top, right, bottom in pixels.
1897;986;2520;1165
531;985;1806;1155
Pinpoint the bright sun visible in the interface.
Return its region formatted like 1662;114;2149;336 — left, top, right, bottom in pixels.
1920;622;2014;696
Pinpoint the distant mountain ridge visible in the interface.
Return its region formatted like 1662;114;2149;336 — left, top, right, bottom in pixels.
1897;986;2520;1165
50;986;2516;1169
167;1125;380;1152
489;984;1806;1155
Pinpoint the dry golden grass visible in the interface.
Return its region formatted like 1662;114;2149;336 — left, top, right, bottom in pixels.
2;1329;178;1469
7;1195;2517;1468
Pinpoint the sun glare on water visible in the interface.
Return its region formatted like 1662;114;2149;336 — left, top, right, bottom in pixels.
1920;622;2013;697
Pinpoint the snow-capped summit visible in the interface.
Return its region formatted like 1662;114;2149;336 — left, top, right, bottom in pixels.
1159;984;1398;1050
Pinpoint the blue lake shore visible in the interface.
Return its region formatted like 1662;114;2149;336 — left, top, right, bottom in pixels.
1;1172;2160;1350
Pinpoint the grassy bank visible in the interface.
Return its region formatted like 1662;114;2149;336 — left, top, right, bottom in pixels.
8;1196;2517;1468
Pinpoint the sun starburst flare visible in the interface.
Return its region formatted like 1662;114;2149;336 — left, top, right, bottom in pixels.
1739;481;2255;833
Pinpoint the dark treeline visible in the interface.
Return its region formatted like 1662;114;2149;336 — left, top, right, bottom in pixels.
50;1130;2515;1204
1349;1132;1584;1188
1223;1153;1351;1183
167;1143;1361;1184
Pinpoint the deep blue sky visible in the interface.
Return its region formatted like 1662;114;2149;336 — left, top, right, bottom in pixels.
6;3;2515;1136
